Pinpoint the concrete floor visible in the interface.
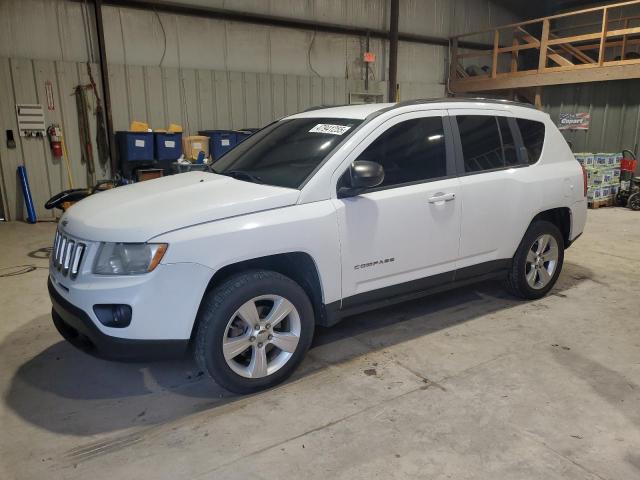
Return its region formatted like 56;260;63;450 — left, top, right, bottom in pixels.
0;209;639;479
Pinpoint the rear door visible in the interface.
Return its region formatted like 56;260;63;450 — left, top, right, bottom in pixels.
449;110;532;274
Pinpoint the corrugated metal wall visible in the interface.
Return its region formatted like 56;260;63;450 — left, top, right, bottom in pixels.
0;58;111;221
543;80;640;155
0;0;518;221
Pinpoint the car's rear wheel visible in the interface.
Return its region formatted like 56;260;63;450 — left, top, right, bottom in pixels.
194;270;314;394
505;220;564;299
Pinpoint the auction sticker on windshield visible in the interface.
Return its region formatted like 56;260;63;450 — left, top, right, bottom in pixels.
309;124;352;135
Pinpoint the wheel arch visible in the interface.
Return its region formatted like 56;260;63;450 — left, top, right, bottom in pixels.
191;252;327;340
529;207;572;247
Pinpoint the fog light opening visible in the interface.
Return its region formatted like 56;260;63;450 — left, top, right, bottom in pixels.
93;304;132;328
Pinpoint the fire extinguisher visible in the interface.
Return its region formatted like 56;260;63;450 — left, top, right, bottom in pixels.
47;124;63;158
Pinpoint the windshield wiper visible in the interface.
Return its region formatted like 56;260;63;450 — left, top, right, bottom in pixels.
221;170;265;184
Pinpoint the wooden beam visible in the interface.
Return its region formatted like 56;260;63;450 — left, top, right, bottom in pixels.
607;26;640;37
491;30;500;78
547;33;602;45
574;37;640;52
549;32;596;64
449;62;640;92
517;27;540;46
598;8;609;66
548;54;574;67
498;42;539;54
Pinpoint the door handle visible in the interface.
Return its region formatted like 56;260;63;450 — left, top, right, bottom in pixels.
428;192;456;203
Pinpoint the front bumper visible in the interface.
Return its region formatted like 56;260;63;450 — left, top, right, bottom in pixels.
49;278;189;360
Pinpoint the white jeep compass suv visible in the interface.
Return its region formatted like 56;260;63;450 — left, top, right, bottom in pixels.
49;99;587;393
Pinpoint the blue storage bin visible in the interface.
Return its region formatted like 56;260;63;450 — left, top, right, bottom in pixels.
154;132;183;160
116;131;154;162
199;130;238;160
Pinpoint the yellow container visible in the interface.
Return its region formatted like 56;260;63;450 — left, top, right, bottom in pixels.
130;120;149;132
182;135;209;161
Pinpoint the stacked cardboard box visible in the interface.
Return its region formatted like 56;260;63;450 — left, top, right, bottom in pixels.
575;152;622;202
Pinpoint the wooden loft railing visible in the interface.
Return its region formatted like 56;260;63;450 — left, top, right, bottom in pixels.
449;0;640;95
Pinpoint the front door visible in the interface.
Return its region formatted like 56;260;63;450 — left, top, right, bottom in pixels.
332;110;462;309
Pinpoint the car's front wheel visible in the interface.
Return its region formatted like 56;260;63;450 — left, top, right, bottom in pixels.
505;220;565;299
194;270;314;394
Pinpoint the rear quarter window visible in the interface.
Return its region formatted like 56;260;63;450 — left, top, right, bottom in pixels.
516;119;545;164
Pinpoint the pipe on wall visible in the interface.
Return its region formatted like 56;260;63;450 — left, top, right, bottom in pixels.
72;0;490;50
388;0;399;102
93;0;118;175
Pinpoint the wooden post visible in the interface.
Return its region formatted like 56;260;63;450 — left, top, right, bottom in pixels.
538;19;550;71
598;8;609;65
621;18;629;60
511;32;519;72
534;86;543;109
492;29;500;78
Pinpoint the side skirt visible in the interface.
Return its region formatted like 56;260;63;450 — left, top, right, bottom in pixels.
321;259;511;327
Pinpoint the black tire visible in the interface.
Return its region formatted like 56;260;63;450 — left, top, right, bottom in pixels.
194;270;315;394
628;192;640;211
505;220;565;300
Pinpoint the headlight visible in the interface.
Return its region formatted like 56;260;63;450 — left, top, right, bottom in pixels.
93;243;168;275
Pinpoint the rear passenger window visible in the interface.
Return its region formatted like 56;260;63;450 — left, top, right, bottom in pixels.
516;119;545;164
457;115;504;172
356;116;447;188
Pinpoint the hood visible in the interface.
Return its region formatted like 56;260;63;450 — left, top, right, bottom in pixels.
61;172;300;242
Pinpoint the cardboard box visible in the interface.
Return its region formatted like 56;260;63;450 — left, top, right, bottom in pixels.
611;184;620;196
583;154;595;167
588;186;602;200
595;153;608;167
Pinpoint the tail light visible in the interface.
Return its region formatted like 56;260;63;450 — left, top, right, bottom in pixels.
580;164;588;197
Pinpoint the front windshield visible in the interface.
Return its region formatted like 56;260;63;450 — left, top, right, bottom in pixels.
212;117;363;189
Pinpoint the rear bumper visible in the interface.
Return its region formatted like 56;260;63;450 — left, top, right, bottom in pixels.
48;278;189;361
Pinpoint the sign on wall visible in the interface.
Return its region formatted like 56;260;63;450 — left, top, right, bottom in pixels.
558;112;591;130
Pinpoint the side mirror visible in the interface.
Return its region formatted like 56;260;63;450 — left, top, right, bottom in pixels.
338;160;385;198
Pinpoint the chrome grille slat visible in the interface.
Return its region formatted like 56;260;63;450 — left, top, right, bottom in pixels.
63;240;74;272
52;230;86;278
58;237;67;270
55;233;63;267
71;244;84;278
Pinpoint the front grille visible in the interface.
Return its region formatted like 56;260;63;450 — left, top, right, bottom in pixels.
52;230;86;278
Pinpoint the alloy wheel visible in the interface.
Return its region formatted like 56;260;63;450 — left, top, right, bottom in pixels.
222;295;301;379
525;233;559;290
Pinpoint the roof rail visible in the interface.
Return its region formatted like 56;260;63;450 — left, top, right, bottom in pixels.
393;97;537;110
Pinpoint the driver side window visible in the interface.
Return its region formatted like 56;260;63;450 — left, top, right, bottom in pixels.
355;116;447;189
